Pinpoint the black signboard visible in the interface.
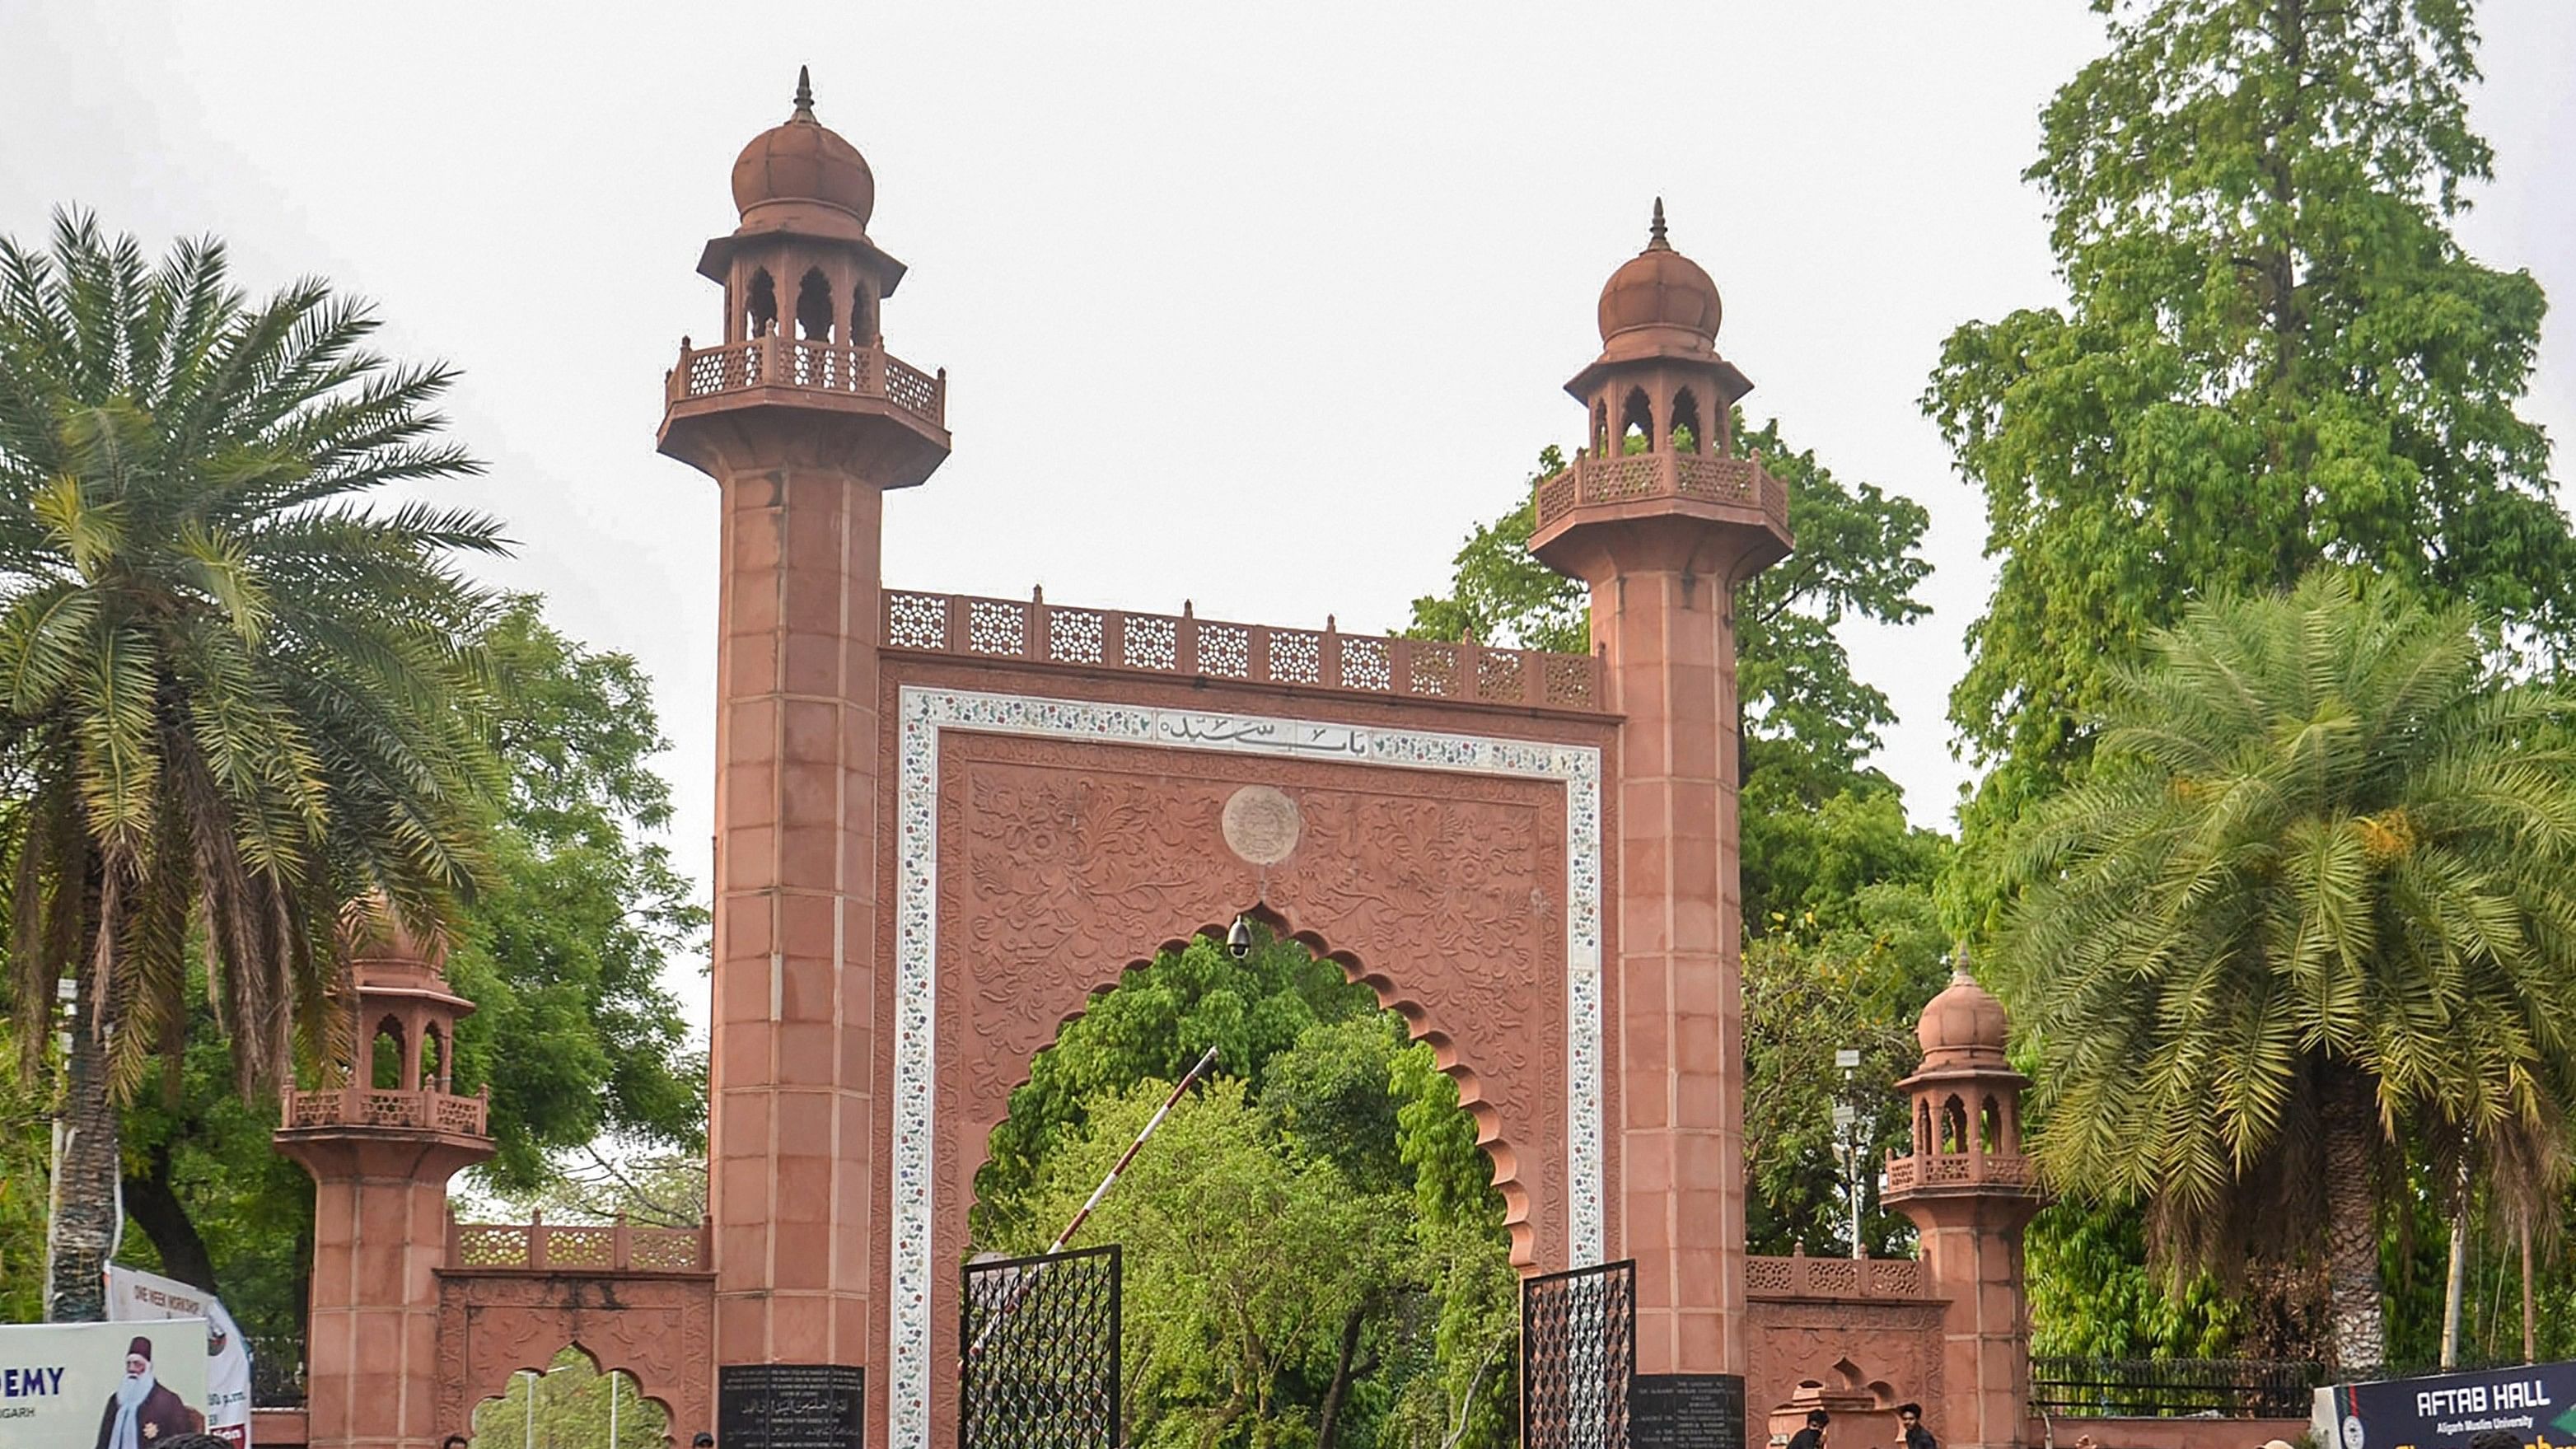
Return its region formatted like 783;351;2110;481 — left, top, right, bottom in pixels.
1631;1372;1746;1449
718;1363;865;1449
2330;1361;2576;1449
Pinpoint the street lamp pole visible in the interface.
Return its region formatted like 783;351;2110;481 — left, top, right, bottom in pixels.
1833;1048;1863;1259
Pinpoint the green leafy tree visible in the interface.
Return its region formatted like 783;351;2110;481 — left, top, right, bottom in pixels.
0;1056;49;1322
975;933;1517;1449
1017;1077;1401;1449
1928;0;2576;924
1260;1013;1410;1196
1406;418;1939;931
0;210;506;1319
2024;1202;2242;1361
1386;1045;1515;1449
972;928;1379;1246
447;599;706;1193
1741;887;1947;1257
469;1347;669;1449
81;599;707;1356
1994;572;2576;1367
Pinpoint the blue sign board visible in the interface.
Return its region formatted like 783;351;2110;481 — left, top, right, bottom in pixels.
2330;1363;2576;1449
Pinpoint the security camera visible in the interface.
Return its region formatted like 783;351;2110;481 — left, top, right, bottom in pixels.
1226;915;1252;960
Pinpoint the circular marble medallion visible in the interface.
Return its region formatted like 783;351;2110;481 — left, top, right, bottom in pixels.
1221;785;1301;866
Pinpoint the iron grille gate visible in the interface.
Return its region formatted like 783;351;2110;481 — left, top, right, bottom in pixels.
1522;1259;1637;1449
961;1244;1122;1449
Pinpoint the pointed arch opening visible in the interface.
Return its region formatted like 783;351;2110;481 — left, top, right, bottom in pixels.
466;1345;671;1449
966;918;1522;1449
1670;388;1704;454
743;269;778;339
370;1016;406;1090
794;268;835;343
1620;387;1653;455
1939;1095;1967;1154
421;1023;445;1091
1979;1094;2001;1153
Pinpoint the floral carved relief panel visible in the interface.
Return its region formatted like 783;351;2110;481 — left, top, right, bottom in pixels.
1744;1298;1947;1423
935;731;1569;1218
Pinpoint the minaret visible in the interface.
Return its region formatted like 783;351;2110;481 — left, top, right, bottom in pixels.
1884;956;2045;1449
659;69;950;1381
275;911;493;1449
1530;203;1792;1386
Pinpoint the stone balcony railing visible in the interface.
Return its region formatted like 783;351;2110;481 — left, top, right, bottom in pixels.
664;334;946;429
444;1211;712;1274
1532;451;1789;535
1883;1150;2040;1193
281;1084;488;1137
881;587;1612;714
1745;1249;1933;1300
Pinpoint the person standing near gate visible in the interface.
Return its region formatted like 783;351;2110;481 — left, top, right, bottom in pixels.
1896;1403;1937;1449
1788;1409;1830;1449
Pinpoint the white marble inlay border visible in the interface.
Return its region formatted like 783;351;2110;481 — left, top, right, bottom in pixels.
890;686;1605;1449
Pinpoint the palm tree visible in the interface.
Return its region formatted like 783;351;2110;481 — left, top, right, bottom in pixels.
1996;571;2576;1368
0;211;507;1318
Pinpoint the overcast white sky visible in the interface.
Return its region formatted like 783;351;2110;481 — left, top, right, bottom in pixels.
2;3;2570;1033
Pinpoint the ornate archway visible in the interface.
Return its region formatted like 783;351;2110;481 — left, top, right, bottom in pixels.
882;670;1618;1449
437;1274;713;1447
461;1345;671;1448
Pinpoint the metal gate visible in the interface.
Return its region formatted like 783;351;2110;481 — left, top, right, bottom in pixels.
1522;1259;1636;1449
961;1244;1122;1449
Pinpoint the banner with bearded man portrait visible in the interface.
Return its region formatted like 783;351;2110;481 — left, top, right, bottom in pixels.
97;1334;206;1449
0;1321;209;1449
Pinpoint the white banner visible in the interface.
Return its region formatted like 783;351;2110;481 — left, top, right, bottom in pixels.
0;1320;213;1449
105;1265;251;1449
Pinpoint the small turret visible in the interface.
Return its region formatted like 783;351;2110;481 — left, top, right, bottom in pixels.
659;68;950;487
1529;201;1790;586
273;902;493;1449
1884;950;2044;1449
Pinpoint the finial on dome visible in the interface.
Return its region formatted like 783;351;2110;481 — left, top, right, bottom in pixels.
793;65;816;119
1648;197;1669;250
1950;939;1975;985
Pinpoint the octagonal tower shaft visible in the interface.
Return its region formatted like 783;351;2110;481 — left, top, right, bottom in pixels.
659;73;951;1382
1533;205;1791;1390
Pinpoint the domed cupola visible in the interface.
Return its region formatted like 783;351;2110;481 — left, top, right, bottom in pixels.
1915;961;2013;1071
1886;946;2039;1190
1595;200;1723;361
730;67;877;238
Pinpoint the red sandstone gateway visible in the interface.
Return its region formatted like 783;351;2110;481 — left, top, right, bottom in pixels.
264;71;2083;1449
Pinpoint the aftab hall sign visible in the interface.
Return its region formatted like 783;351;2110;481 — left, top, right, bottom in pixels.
2328;1362;2576;1449
0;1320;213;1449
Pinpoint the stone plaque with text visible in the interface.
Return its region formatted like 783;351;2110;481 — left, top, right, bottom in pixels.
1631;1372;1746;1449
717;1363;865;1449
